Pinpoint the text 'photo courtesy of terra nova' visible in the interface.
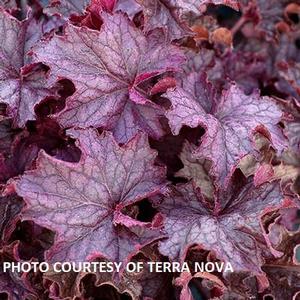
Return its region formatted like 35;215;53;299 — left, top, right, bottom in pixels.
0;0;300;299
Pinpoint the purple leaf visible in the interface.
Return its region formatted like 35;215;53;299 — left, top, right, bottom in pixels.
156;179;285;273
115;0;142;19
0;265;36;300
285;121;300;152
33;12;184;143
182;48;215;75
137;0;191;40
44;0;90;18
278;62;300;99
137;0;239;41
16;128;166;262
165;83;286;186
0;10;59;126
0;0;17;13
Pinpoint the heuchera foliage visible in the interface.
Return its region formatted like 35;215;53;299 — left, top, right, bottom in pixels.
0;0;300;299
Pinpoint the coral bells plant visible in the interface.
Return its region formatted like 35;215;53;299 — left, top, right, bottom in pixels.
0;0;300;299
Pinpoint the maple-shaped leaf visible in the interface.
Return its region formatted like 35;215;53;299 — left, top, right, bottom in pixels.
0;10;60;127
165;82;286;186
16;129;166;263
32;12;184;143
155;177;285;273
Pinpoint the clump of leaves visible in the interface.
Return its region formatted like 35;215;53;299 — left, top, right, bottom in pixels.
0;0;300;299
